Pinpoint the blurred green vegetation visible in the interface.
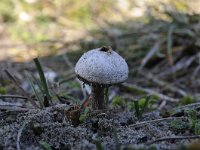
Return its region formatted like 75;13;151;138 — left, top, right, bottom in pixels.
0;0;199;65
0;0;117;43
0;0;198;44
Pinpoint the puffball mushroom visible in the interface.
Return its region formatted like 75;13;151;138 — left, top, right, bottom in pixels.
75;46;129;110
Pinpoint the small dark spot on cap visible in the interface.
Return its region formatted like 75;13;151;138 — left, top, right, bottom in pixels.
100;46;112;52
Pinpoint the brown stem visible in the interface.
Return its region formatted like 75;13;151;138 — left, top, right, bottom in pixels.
91;84;106;110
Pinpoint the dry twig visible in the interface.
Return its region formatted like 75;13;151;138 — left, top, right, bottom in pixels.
157;56;196;77
121;83;179;102
147;135;200;145
138;70;187;97
175;102;200;110
0;94;36;100
139;42;160;69
128;117;184;128
4;69;39;108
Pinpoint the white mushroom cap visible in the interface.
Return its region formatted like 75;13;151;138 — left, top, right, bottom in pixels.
75;47;129;85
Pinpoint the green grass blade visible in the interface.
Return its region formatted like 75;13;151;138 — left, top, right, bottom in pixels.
140;95;151;115
93;140;104;150
39;141;52;150
133;100;140;118
33;58;52;104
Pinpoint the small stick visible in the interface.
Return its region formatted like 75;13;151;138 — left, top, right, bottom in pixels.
157;56;196;77
121;83;179;102
0;111;29;118
176;102;200;110
0;106;31;111
158;100;166;110
59;74;76;85
139;42;160;69
138;70;187;97
147;135;200;145
4;69;39;108
63;54;74;71
128;117;184;128
0;94;36;100
0;101;22;107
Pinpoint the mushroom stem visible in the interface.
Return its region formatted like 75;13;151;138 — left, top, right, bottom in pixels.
91;84;106;110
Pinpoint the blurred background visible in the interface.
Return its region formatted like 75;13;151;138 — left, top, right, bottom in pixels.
0;0;199;61
0;0;200;106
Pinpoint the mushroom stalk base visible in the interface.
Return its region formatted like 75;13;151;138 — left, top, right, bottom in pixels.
91;84;105;110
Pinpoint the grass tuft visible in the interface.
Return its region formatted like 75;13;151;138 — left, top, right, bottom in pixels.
33;58;52;105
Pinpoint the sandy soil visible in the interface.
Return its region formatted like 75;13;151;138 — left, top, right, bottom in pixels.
0;103;194;150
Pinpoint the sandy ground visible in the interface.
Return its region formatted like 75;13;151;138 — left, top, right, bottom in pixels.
0;103;194;150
